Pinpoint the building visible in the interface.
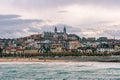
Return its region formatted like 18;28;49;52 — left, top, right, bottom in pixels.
97;43;115;52
97;37;108;42
68;40;81;51
87;37;96;42
54;27;68;40
51;44;64;53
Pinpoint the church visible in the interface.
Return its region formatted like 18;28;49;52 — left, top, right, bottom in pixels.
43;26;80;41
53;27;68;40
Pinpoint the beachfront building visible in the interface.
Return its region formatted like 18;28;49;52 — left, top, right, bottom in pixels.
3;46;24;54
16;48;24;54
78;46;96;53
51;44;65;53
97;42;115;53
3;47;16;54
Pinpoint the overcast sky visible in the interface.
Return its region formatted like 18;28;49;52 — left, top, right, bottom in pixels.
0;0;120;39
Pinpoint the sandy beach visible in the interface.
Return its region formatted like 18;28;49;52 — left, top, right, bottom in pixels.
0;56;120;62
0;58;70;62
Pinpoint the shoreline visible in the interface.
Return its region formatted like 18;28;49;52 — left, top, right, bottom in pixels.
0;58;70;62
0;56;120;62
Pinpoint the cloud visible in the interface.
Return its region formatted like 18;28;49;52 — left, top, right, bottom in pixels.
0;14;43;27
0;0;120;39
0;15;20;20
0;14;80;38
103;30;120;38
57;10;68;13
10;0;120;10
77;24;120;39
0;19;43;27
0;14;44;38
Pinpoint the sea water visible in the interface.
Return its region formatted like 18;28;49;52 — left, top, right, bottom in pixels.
0;62;120;80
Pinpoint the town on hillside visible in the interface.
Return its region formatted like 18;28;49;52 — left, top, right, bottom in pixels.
0;27;120;55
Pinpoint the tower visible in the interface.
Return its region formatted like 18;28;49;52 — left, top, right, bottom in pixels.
54;26;58;38
63;26;67;39
54;27;57;34
63;26;66;34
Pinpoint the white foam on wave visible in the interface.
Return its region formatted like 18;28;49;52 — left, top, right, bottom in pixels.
0;62;120;68
87;62;120;68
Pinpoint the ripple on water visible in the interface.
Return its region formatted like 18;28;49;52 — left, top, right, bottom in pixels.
0;62;120;80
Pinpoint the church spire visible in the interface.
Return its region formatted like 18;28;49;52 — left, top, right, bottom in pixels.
54;26;57;33
63;26;66;33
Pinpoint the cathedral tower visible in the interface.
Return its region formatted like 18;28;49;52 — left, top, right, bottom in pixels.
54;27;57;34
63;26;66;34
